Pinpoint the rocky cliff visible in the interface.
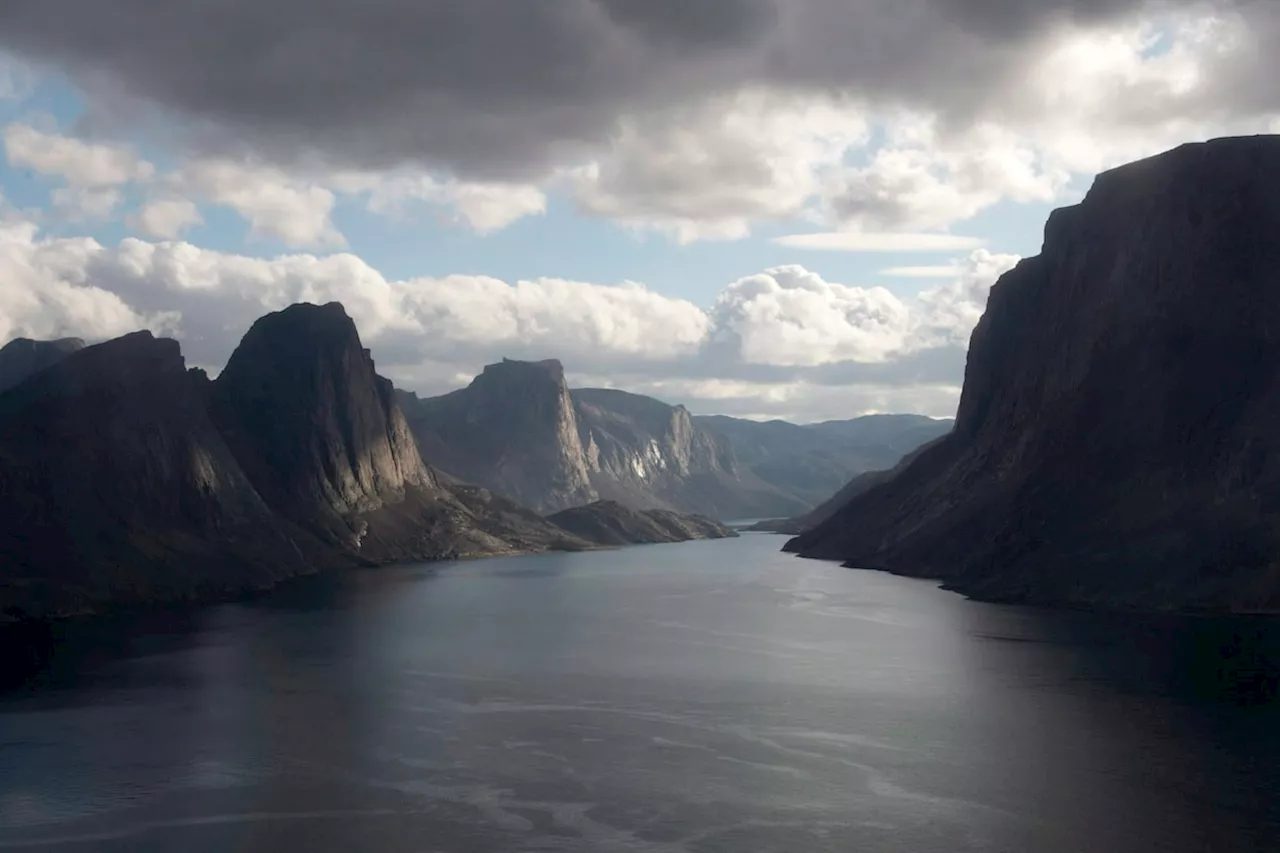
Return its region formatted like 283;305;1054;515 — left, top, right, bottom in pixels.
398;359;597;513
0;337;85;393
398;364;806;518
787;135;1280;612
0;332;329;620
573;388;806;518
547;501;738;546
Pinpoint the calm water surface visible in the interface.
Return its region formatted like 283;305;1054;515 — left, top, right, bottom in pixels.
2;534;1279;852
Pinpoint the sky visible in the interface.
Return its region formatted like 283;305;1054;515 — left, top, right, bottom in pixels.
0;0;1277;422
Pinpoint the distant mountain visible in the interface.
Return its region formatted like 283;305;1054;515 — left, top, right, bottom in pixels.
395;359;597;513
547;501;738;546
0;305;728;621
787;135;1280;612
399;362;808;519
0;337;85;393
696;413;953;508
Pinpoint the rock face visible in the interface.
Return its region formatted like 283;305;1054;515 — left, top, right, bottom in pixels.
547;501;738;546
0;304;621;621
212;303;438;552
788;135;1280;612
0;333;326;620
0;337;85;393
398;359;597;513
573;388;806;519
399;365;807;518
697;413;953;509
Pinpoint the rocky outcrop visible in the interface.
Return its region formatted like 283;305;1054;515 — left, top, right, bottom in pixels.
0;337;85;393
398;359;597;513
399;362;806;519
698;413;953;509
0;332;331;621
787;135;1280;612
547;501;738;546
573;388;806;519
0;305;612;621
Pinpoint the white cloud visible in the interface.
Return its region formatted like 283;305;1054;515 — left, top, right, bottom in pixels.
130;197;203;240
880;265;961;278
570;90;868;243
773;232;986;252
332;171;547;233
50;185;121;221
3;123;154;186
173;159;342;247
709;266;912;366
0;218;176;343
0;211;1014;420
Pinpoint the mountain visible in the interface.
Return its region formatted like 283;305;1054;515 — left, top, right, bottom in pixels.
788;135;1280;612
0;337;85;393
696;413;953;508
547;501;738;546
2;304;735;621
399;362;808;518
396;359;596;513
0;332;328;621
572;388;806;519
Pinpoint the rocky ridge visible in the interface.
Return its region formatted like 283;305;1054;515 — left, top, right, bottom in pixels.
787;135;1280;612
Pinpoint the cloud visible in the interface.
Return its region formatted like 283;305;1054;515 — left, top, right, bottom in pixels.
3;122;153;185
569;89;868;242
0;218;176;343
130;197;203;239
51;185;121;220
171;159;342;247
880;265;962;278
0;209;1015;420
331;171;548;233
773;232;986;252
0;0;1251;184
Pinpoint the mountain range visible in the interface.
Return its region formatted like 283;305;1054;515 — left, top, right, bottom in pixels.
0;304;735;621
787;134;1280;612
397;364;949;518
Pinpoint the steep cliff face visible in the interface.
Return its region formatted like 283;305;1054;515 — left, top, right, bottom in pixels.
0;333;327;620
212;302;440;552
788;135;1280;612
0;337;85;393
398;359;598;513
573;388;807;518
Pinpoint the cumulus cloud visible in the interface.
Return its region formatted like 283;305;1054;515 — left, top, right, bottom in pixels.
169;159;342;247
130;197;203;240
331;171;548;233
3;122;153;185
0;209;1015;419
773;232;985;252
0;218;176;342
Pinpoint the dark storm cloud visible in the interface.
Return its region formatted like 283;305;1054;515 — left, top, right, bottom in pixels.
0;0;1224;177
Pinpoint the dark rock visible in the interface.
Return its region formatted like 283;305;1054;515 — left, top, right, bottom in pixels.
547;501;738;546
0;332;330;621
0;337;86;393
397;358;597;513
787;135;1280;612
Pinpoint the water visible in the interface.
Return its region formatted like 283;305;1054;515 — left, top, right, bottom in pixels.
2;534;1279;852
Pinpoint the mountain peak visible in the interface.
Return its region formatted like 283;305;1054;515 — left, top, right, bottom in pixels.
484;357;566;384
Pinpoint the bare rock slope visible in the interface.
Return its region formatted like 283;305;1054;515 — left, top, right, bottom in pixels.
788;135;1280;612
